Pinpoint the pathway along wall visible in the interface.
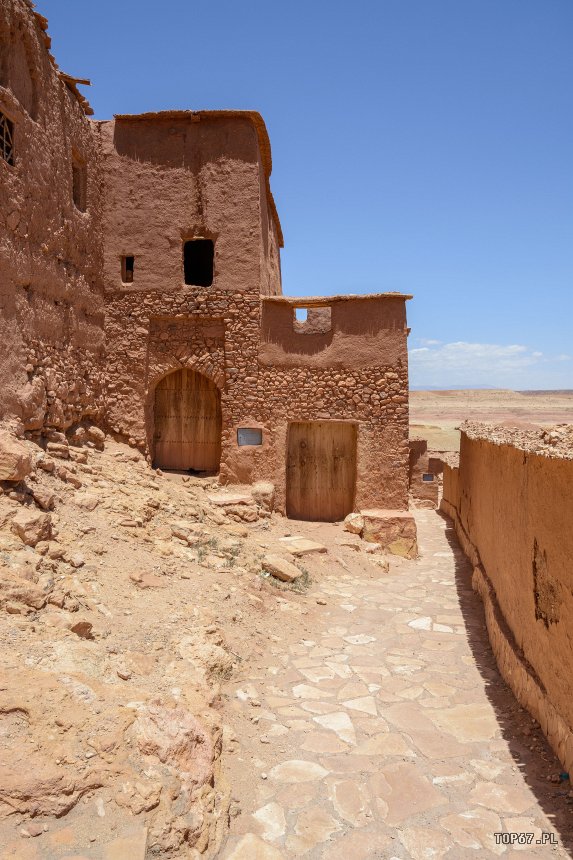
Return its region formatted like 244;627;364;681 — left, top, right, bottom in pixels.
442;423;573;771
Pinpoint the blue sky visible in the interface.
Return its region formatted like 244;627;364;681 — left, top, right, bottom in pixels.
43;0;572;389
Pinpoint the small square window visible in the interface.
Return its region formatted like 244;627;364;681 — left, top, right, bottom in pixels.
0;112;15;166
184;239;214;286
422;473;434;482
237;428;263;446
72;153;87;211
121;255;135;283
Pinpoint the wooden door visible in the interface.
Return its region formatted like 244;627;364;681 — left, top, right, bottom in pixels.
286;421;357;521
154;369;221;471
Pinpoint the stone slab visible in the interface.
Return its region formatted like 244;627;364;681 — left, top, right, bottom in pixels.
279;537;327;556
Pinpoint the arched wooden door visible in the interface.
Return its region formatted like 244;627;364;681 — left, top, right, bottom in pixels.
153;369;221;471
286;421;357;521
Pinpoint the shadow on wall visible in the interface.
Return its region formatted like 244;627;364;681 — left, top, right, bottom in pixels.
112;116;258;170
260;297;407;358
441;511;573;853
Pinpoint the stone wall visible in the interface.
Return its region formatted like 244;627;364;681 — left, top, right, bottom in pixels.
442;423;573;771
0;0;105;436
102;112;411;515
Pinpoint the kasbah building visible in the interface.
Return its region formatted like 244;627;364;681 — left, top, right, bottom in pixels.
3;1;573;856
0;0;418;552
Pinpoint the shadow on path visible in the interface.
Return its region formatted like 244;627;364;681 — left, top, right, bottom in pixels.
441;510;573;856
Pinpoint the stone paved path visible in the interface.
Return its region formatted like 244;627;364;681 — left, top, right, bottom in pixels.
220;510;572;859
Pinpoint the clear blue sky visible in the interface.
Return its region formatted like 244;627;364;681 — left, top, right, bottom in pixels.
43;0;572;389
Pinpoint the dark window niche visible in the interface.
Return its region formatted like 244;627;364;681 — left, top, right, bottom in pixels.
0;111;14;165
121;255;135;283
237;428;263;446
183;239;214;286
422;473;434;482
72;154;87;211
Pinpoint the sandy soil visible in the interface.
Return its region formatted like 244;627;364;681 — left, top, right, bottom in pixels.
410;389;573;451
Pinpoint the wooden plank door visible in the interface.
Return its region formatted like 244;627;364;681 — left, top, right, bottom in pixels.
154;368;221;471
286;421;357;521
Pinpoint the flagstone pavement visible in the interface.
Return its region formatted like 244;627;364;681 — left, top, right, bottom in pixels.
220;510;573;859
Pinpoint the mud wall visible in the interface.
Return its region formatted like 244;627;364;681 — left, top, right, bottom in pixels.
0;0;104;434
408;439;438;505
442;427;573;770
102;113;410;514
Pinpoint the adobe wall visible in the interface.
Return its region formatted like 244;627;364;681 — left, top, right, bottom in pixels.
408;439;438;505
0;0;104;435
442;423;573;771
101;113;271;453
102;112;411;514
256;295;410;511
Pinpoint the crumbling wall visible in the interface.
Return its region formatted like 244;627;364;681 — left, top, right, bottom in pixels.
0;0;104;436
442;423;573;771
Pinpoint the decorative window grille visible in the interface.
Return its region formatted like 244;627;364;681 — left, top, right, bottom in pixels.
0;112;14;165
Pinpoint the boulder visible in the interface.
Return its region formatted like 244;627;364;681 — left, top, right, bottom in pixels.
46;442;69;460
86;425;105;450
31;487;56;511
11;509;52;547
134;702;215;788
263;554;303;583
0;567;47;612
0;431;33;482
252;481;275;513
344;512;364;535
361;509;418;559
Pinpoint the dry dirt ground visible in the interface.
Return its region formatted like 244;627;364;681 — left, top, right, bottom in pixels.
0;430;572;859
410;390;573;451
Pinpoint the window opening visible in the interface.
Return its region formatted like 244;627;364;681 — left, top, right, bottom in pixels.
183;239;214;286
72;153;87;211
0;112;14;165
237;428;263;446
422;473;434;482
121;255;135;284
293;306;332;334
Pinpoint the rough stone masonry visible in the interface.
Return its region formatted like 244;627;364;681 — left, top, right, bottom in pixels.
0;0;414;537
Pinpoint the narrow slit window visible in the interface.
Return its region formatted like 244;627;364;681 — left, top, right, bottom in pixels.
0;112;14;165
121;255;135;283
72;153;87;211
183;239;214;286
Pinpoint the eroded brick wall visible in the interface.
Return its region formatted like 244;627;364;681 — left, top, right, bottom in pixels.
0;0;104;435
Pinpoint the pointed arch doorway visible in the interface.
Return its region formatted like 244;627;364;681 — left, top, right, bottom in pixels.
153;368;222;472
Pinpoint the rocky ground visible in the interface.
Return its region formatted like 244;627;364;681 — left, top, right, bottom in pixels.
0;425;572;859
0;425;329;859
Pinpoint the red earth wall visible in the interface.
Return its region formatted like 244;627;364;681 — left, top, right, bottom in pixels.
0;0;105;435
442;426;573;770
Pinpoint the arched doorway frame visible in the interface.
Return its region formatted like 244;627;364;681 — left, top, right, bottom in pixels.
147;362;224;472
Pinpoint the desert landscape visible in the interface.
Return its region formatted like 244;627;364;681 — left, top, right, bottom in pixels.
410;389;573;451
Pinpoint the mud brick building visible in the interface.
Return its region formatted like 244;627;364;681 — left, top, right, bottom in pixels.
1;0;413;521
